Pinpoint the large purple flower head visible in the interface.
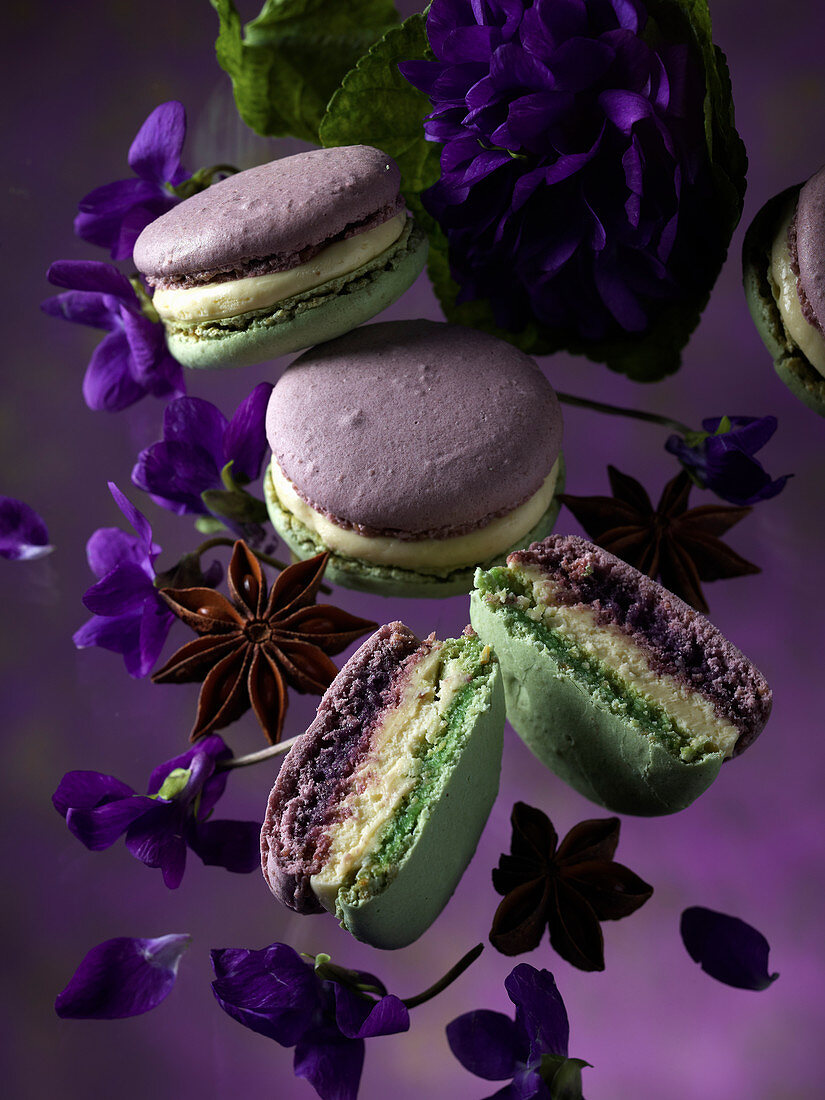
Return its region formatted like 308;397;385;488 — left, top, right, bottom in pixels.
401;0;744;378
42;260;184;412
665;415;792;506
132;383;273;516
53;734;260;890
211;943;409;1100
447;963;588;1098
74;101;190;261
0;497;52;560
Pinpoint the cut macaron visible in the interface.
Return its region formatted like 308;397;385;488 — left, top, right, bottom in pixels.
470;535;772;816
133;145;427;369
264;319;564;597
261;622;504;949
743;165;825;415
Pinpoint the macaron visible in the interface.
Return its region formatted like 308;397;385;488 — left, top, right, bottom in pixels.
261;621;504;949
264;319;564;597
133;145;427;369
470;535;772;816
743;165;825;415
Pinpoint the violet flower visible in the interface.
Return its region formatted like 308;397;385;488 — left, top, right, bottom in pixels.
681;906;779;990
42;260;184;412
132;384;273;516
447;964;588;1099
53;734;260;889
0;496;52;560
665;415;791;505
211;942;409;1100
401;0;719;347
56;933;191;1019
74;101;189;261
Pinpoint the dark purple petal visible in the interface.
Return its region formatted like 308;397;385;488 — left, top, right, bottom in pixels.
76;177;168;219
55;934;190;1019
506;964;569;1061
294;1028;364;1100
65;793;157;851
135;597;176;677
188;818;261;874
333;985;409;1039
53;770;136;816
132;440;220;514
680;906;779;990
446;1009;523;1080
162;395;227;454
146;734;229;797
0;497;52;561
82;329;146;412
46;259;136;301
81;560;154;616
125;802;187;888
128;101;187;183
109;481;156;552
73;611;142;660
40;290;117;330
222;383;274;482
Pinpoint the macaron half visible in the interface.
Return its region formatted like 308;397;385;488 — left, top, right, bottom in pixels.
261;622;504;949
133;145;427;369
470;535;772;816
743;167;825;415
264;319;564;597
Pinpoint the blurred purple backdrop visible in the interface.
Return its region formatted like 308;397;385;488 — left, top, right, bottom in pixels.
3;1;825;1097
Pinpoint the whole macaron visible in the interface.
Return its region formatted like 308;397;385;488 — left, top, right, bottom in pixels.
133;145;427;369
261;621;504;949
264;319;565;597
470;535;772;816
743;165;825;415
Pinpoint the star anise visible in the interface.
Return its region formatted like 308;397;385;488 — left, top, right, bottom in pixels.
558;466;760;613
151;541;376;745
490;802;653;972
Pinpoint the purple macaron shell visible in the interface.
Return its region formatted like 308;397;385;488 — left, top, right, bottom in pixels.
266;320;563;538
261;622;428;914
791;163;825;336
509;535;772;753
133;145;402;281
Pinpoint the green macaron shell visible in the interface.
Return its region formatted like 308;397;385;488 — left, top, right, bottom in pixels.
333;634;505;949
163;220;427;370
469;567;724;816
263;454;565;599
742;184;825;417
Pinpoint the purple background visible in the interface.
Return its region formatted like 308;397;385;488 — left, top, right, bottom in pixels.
3;1;825;1097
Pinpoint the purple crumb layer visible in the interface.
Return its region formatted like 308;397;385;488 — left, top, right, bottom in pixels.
789;166;825;338
134;145;402;279
260;622;431;914
145;202;404;291
508;535;771;753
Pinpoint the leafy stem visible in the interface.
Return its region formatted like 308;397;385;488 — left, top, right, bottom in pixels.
556;391;692;435
402;943;484;1009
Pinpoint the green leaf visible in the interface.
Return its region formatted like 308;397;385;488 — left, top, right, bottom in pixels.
210;0;400;143
201;488;269;525
194;516;229;535
319;12;441;234
537;1054;591;1100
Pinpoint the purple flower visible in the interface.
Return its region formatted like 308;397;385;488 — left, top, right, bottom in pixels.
211;943;409;1100
74;101;189;261
56;933;191;1019
42;260;184;412
401;0;718;345
132;384;273;515
665;415;792;505
447;964;588;1099
681;906;779;991
0;496;52;560
53;734;260;889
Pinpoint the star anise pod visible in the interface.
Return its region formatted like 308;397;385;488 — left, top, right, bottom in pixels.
558;466;760;613
490;802;653;972
151;541;376;745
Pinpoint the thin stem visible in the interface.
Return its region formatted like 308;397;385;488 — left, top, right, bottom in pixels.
193;537;331;594
402;943;484;1009
220;735;301;770
556;391;692;435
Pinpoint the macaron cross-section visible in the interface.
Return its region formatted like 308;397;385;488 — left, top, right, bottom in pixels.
133;145;427;368
261;622;504;949
470;535;772;816
264;319;564;596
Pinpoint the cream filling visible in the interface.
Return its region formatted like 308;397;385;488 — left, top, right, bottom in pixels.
151;213;407;323
770;205;825;378
513;565;740;758
309;644;468;911
269;457;561;571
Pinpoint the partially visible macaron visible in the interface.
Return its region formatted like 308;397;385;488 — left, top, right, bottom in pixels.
470;535;772;816
743;166;825;415
133;145;427;369
261;621;504;949
264;319;564;597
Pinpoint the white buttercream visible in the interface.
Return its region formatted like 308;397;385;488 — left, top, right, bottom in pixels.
770;206;825;378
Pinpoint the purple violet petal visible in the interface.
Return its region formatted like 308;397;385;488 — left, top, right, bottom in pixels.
85;526;145;578
222;383;274;482
125;802;188;888
55;934;191;1019
65;794;157;851
46;260;135;301
81;560;154;616
82;329;146;412
446;1009;523;1080
0;497;52;560
128;101;187;183
187;818;261;874
134;598;176;678
40;290;117;330
76;177;168;217
333;986;409;1039
294;1027;364;1100
680;906;779;990
108;481;156;552
506;964;569;1061
53;770;137;816
162;396;228;456
146;735;229;798
132;440;219;514
73;611;141;660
